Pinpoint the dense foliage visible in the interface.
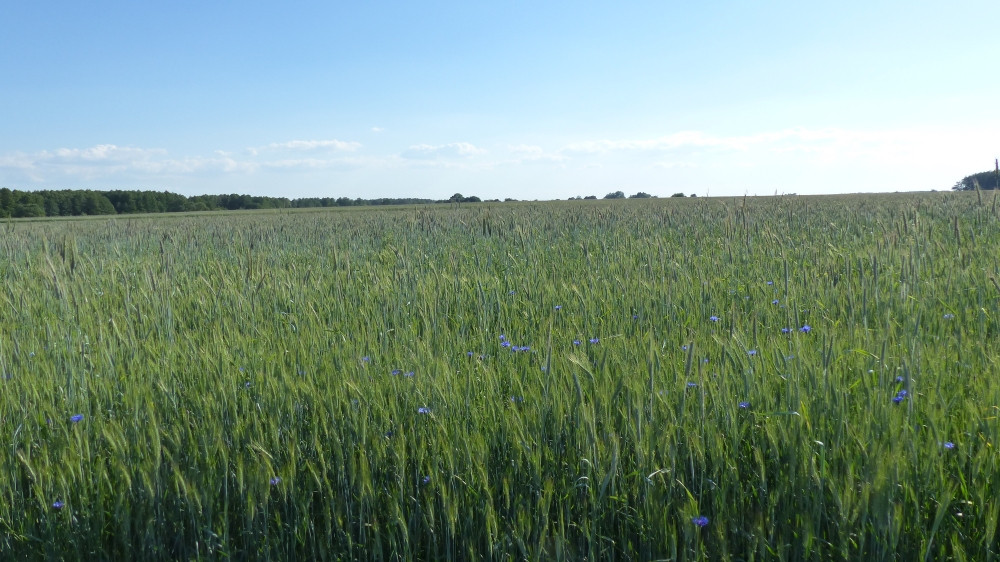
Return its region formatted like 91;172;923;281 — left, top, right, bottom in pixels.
952;168;1000;191
0;188;462;218
1;194;999;560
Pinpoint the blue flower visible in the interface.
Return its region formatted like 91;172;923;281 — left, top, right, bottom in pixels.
467;351;474;357
738;401;750;409
772;299;779;305
418;407;430;414
404;371;415;377
510;396;524;403
686;382;697;388
52;501;65;510
573;339;582;346
892;395;905;404
895;375;905;383
692;515;709;527
510;345;521;352
70;414;84;423
589;337;599;344
944;313;955;320
270;477;281;486
709;315;720;322
422;475;431;485
800;325;811;333
509;290;516;295
501;341;512;348
244;381;251;388
521;346;530;352
897;390;908;397
499;334;506;341
632;314;639;320
681;345;688;351
391;369;401;375
943;441;955;450
554;305;562;310
781;327;791;334
747;349;757;356
766;281;774;286
361;356;370;362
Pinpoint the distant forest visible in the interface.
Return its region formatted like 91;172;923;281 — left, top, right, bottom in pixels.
953;167;1000;191
0;188;487;218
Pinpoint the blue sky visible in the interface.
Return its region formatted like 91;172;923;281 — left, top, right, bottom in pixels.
2;1;998;199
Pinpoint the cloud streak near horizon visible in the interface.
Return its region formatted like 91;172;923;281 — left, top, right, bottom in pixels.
0;126;992;196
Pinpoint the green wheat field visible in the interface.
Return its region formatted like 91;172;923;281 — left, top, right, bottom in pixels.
2;192;999;560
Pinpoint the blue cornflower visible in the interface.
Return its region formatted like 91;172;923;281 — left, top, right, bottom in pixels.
781;327;791;334
244;381;251;388
270;477;281;486
738;401;750;409
800;325;811;333
772;299;779;305
895;376;905;383
709;315;720;322
573;339;582;346
422;475;431;485
766;281;774;286
632;314;639;319
362;356;370;362
52;501;65;510
943;441;955;450
554;305;562;310
692;515;709;527
418;407;430;414
944;313;955;320
391;369;401;375
467;351;474;357
501;341;512;348
70;414;84;423
897;390;908;397
509;290;516;295
681;345;688;351
499;334;506;341
510;396;524;403
892;395;905;404
747;349;757;356
521;346;530;352
686;382;697;388
589;337;599;344
404;371;415;377
510;345;521;352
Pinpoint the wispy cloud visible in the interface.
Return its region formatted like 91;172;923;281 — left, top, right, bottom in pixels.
1;126;989;196
263;139;362;152
400;142;486;160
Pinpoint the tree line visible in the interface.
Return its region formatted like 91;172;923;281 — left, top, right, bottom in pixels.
0;189;487;218
953;164;1000;191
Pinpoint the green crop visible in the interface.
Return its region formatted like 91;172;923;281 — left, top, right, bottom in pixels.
1;193;998;560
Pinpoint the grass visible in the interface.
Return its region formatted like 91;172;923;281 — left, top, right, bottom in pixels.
1;192;999;560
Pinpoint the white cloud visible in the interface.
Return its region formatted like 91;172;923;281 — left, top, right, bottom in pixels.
263;139;362;152
371;126;384;133
401;142;486;160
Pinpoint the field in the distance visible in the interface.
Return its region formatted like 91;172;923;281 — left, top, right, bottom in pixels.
1;193;999;560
